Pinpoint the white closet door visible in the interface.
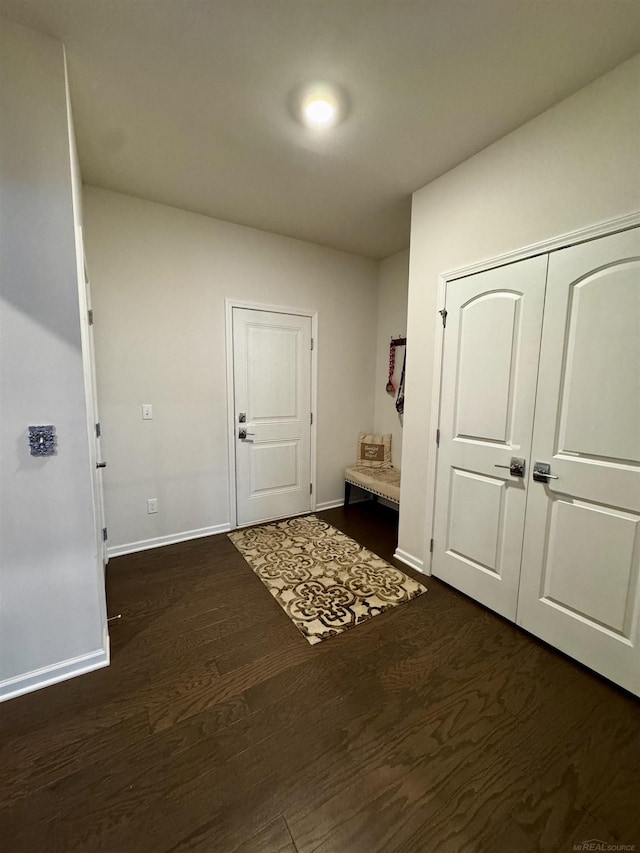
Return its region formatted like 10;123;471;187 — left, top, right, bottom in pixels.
432;256;547;619
517;228;640;696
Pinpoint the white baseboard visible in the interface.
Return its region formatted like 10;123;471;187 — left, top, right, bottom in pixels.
107;523;232;558
394;548;427;575
315;498;345;511
0;647;109;704
315;495;372;512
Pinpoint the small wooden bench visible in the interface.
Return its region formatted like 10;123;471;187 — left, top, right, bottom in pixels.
344;465;401;507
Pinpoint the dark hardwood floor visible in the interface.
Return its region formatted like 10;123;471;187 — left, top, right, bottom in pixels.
1;502;639;852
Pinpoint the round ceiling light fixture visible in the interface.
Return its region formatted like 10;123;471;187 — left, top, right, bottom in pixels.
295;82;346;130
303;96;336;128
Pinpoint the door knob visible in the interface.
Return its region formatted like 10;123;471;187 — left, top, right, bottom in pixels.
494;457;525;477
238;429;255;440
96;462;107;469
533;462;559;482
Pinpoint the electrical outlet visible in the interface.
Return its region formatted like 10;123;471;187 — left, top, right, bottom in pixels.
142;404;153;420
147;498;158;514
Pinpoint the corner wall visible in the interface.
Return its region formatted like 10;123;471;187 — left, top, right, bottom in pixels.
0;20;108;699
83;188;379;552
399;54;640;570
373;250;409;469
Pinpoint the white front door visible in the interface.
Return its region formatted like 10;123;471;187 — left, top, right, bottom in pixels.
517;228;640;696
432;256;547;619
232;307;313;527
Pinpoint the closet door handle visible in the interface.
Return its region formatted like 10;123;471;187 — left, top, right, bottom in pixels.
533;462;559;481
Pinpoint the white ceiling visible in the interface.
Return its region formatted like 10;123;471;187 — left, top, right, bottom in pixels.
2;1;639;259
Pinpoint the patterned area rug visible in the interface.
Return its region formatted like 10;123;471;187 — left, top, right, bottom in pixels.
228;515;427;645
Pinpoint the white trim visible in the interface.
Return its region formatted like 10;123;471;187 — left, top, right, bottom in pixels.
0;647;109;703
224;298;319;317
234;508;313;528
107;523;231;558
421;272;447;577
443;211;640;282
65;49;109;636
394;548;426;575
316;498;345;511
310;313;319;514
224;298;319;529
225;300;237;532
225;300;237;530
422;212;640;575
316;493;395;512
316;496;373;511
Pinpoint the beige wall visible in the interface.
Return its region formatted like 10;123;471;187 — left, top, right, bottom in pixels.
373;250;409;469
0;20;107;697
398;54;640;569
83;188;378;552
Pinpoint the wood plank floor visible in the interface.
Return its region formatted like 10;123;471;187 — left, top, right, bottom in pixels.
1;502;639;852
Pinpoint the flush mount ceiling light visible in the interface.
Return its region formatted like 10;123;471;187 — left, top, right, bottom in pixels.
303;96;336;128
294;82;347;130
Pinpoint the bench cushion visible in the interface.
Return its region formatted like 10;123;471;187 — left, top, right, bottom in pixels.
345;465;401;504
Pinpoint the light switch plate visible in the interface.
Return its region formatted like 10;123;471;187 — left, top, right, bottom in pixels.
142;404;153;420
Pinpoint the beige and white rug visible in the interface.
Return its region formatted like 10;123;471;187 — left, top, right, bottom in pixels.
228;515;427;645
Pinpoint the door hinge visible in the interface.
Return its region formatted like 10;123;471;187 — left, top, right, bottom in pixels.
88;309;94;325
430;538;434;553
436;428;440;447
310;412;313;425
310;337;314;351
102;527;108;542
439;308;447;328
95;422;101;438
310;483;313;495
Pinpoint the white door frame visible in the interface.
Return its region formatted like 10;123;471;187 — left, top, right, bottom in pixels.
422;210;640;576
225;298;319;530
75;225;109;648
